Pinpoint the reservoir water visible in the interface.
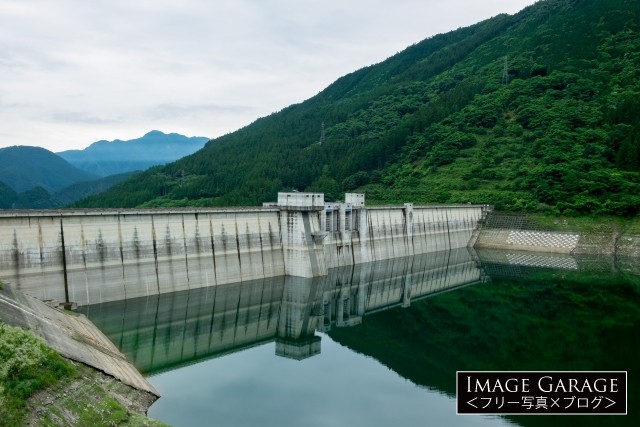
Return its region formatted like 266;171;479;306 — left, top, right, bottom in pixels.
79;248;640;427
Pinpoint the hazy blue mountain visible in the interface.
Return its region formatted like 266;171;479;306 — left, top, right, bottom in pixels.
58;130;209;176
0;146;99;193
0;130;205;208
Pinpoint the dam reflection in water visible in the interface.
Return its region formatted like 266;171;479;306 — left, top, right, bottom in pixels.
80;247;484;373
79;248;639;427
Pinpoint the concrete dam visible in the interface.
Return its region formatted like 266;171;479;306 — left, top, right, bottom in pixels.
0;193;488;307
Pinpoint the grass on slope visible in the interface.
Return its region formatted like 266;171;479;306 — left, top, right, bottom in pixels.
0;321;167;427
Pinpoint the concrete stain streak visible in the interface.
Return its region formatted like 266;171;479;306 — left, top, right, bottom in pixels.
209;218;218;284
151;217;160;294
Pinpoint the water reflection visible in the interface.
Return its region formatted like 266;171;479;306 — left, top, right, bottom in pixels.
80;248;484;372
79;248;640;427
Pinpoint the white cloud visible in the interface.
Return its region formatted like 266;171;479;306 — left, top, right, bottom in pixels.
0;0;537;151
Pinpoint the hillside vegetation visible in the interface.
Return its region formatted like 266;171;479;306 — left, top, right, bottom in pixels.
75;0;640;216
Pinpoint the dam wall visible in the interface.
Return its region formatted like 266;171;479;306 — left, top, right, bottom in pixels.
0;208;285;306
322;203;484;268
0;193;487;307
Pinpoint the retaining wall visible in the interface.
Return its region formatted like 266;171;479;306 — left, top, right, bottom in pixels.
0;285;157;395
473;229;582;253
474;226;640;256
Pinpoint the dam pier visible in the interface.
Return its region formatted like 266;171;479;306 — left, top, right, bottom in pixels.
0;193;488;307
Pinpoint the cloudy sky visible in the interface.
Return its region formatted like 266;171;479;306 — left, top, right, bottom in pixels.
1;0;537;152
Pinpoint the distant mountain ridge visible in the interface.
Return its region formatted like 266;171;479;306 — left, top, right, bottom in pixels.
0;146;98;193
58;130;209;176
0;130;208;209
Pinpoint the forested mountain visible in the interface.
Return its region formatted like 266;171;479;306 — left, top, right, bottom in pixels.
75;0;640;216
0;182;17;209
0;146;98;193
58;131;209;177
52;172;138;207
0;173;136;209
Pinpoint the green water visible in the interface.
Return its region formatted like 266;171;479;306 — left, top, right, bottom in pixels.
79;249;640;427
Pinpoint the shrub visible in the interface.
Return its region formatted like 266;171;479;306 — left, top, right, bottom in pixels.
0;322;76;426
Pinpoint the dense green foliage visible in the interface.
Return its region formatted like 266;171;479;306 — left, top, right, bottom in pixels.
328;269;640;427
0;321;76;426
76;0;640;216
0;182;17;209
53;171;139;206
